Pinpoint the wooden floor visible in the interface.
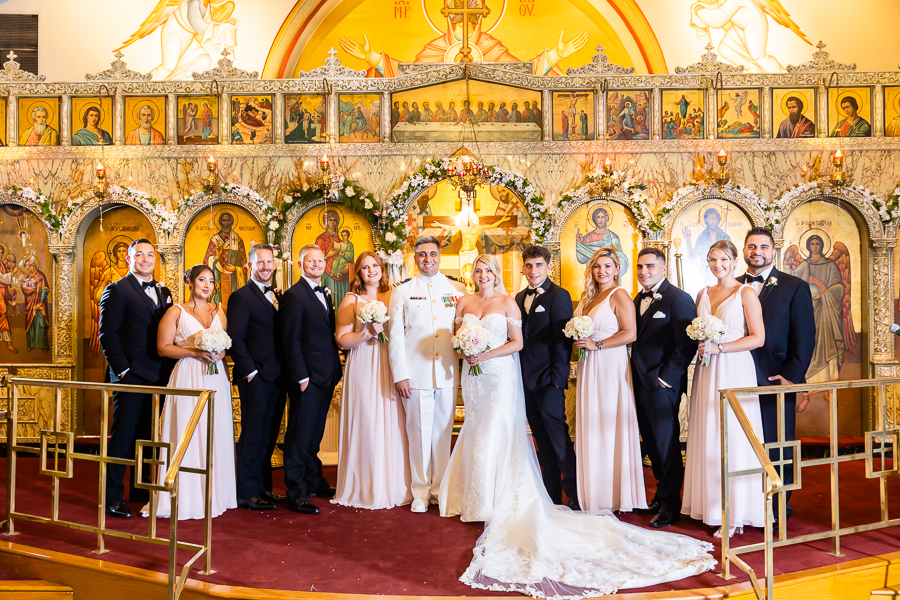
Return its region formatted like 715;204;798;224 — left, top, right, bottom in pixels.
0;540;898;599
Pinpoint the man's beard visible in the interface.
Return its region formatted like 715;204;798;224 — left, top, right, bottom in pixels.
789;112;801;124
140;119;152;131
33;122;46;136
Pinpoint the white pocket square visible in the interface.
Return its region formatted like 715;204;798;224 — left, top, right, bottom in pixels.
652;311;666;319
534;305;546;313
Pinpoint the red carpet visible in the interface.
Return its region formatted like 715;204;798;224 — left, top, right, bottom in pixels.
0;457;898;596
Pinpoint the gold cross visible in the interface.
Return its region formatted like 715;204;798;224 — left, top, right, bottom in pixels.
440;0;491;63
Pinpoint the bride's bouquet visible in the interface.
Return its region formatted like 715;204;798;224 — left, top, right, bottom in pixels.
452;324;492;376
563;315;595;362
357;299;390;343
195;329;232;375
686;315;727;368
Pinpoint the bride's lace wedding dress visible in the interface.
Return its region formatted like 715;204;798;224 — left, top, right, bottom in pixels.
440;313;716;599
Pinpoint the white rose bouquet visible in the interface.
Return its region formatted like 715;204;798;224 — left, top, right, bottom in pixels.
195;329;232;374
357;299;390;343
686;315;727;367
563;315;595;362
452;324;492;376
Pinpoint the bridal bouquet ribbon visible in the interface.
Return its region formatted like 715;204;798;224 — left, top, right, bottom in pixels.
195;329;232;375
686;315;727;368
563;315;595;362
357;299;390;343
452;324;492;376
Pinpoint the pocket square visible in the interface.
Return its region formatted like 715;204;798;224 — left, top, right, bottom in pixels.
652;311;666;319
534;305;546;313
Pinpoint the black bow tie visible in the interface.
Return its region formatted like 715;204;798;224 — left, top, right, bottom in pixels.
638;290;654;300
141;280;157;290
524;288;539;296
746;274;765;283
263;285;276;294
313;285;327;294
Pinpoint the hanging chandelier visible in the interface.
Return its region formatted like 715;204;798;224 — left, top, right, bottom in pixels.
446;154;490;202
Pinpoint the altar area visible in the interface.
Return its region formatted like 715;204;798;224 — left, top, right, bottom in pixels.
0;0;899;598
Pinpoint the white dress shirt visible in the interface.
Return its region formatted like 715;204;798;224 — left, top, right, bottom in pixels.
524;278;547;313
746;265;774;294
251;277;278;309
639;278;665;316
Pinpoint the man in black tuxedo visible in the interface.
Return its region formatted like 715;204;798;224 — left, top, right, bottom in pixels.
630;247;696;528
740;227;814;530
99;239;175;518
279;244;343;515
227;244;286;511
514;245;578;508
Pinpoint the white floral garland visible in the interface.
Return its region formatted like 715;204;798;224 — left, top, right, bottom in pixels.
661;181;766;228
558;171;658;233
774;181;896;227
0;185;60;230
390;157;550;242
60;185;178;236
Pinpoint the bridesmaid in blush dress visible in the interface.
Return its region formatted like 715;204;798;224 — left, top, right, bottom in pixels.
150;264;237;520
682;240;766;539
332;251;412;510
573;247;646;513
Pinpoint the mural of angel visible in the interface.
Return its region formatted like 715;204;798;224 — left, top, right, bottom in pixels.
88;240;132;356
116;0;239;80
689;0;812;72
783;233;857;402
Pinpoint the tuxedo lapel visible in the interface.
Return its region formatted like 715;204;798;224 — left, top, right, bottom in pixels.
301;278;330;319
247;280;276;316
126;273;160;316
757;269;779;305
636;278;667;338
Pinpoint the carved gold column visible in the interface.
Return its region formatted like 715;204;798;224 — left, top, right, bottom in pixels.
166;94;176;145
869;239;898;430
48;244;77;433
60;95;71;146
547;241;562;285
156;244;184;304
381;92;391;143
274;92;285;144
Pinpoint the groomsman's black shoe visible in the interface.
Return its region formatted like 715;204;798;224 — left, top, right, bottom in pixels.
567;498;581;511
310;486;336;499
287;499;320;515
262;491;288;503
634;499;662;515
238;497;277;511
106;501;132;519
649;509;679;528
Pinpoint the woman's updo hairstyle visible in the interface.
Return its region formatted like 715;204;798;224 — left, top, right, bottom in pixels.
707;239;739;261
183;264;215;287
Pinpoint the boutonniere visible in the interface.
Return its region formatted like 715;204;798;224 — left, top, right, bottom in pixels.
651;291;662;304
765;277;778;288
535;287;546;295
323;287;332;296
155;282;165;294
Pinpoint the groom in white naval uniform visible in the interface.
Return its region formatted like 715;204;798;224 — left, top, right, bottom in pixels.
388;235;466;513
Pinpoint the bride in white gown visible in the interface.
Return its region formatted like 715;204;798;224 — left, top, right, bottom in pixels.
440;255;716;598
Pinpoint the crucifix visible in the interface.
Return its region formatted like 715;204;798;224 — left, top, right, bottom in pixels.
440;0;491;63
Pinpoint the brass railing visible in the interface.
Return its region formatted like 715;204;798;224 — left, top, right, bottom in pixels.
0;376;216;600
719;377;900;600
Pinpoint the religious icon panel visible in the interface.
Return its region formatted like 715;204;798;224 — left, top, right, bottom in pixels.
17;97;60;147
560;201;639;301
661;90;705;140
184;205;263;312
392;80;541;143
290;206;375;309
772;88;817;138
0;205;53;363
670;199;751;300
339;94;380;143
884;86;900;137
551;90;592;141
406;180;531;291
231;95;273;144
81;206;158;434
782;200;862;437
177;95;219;145
716;88;760;139
71;97;113;146
0;98;7;146
604;89;648;141
123;96;166;146
828;87;872;138
285;94;327;144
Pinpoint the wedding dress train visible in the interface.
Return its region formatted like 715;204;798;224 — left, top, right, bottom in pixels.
440;313;715;598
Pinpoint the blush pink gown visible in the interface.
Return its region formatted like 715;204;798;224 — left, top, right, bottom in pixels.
574;288;647;513
682;285;765;529
332;294;412;510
